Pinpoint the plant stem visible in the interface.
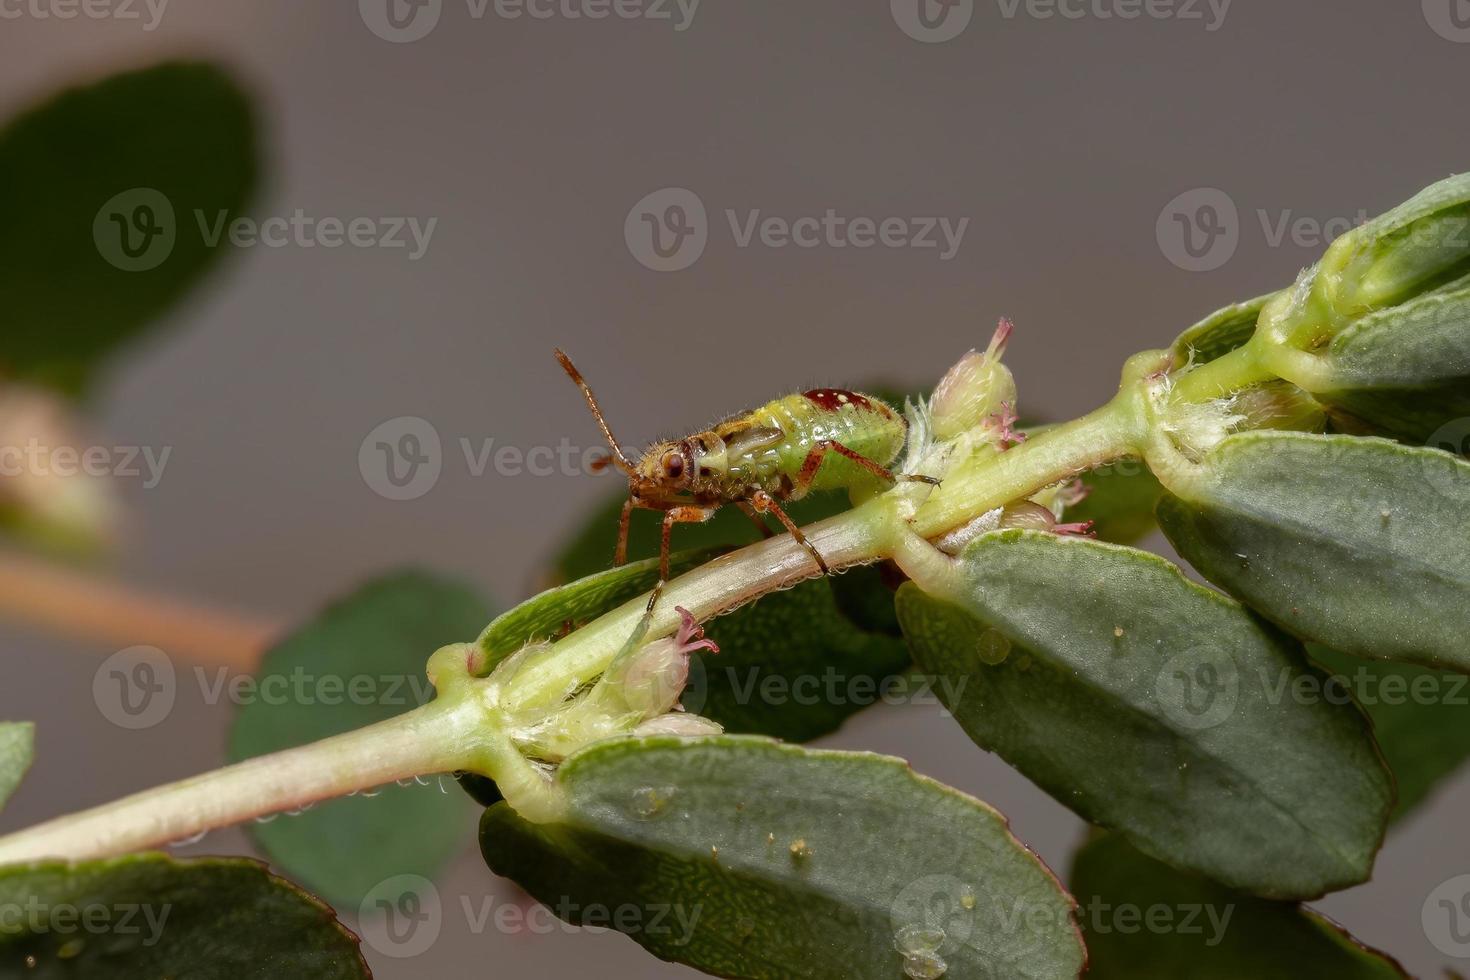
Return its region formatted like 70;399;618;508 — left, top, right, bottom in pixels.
910;392;1145;538
0;697;486;865
0;551;279;669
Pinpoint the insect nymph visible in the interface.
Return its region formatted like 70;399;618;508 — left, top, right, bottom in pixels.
555;349;936;608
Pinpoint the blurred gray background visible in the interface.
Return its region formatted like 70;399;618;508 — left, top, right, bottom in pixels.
2;1;1469;975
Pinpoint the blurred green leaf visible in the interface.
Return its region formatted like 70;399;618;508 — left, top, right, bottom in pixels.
0;61;258;396
0;855;369;978
229;571;491;907
1158;432;1470;673
897;530;1391;899
482;736;1086;980
0;724;33;813
1064;460;1165;544
690;580;911;742
1069;834;1406;979
1309;645;1470;823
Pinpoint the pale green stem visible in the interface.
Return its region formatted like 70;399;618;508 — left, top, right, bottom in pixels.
0;697;493;865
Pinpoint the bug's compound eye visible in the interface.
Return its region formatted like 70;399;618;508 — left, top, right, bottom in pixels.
662;451;685;480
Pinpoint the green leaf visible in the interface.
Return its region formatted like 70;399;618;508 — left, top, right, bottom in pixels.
1309;645;1470;823
0;724;33;814
690;580;911;742
229;570;492;907
1063;460;1165;544
478;548;717;674
896;530;1391;899
1069;833;1406;979
0;855;369;978
1157;431;1470;673
1170;294;1274;366
481;736;1086;980
0;62;258;396
1332;173;1470;311
1311;283;1470;442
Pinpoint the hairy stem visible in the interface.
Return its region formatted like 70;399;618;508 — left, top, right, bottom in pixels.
0;697;489;864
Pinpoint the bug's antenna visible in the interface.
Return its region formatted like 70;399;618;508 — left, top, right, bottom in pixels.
554;348;635;473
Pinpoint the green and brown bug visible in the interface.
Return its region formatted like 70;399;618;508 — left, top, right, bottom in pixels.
554;349;938;609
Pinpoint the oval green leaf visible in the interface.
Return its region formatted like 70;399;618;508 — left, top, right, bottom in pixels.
0;855;369;978
896;530;1391;899
1069;834;1406;979
229;570;492;907
0;62;258;396
481;736;1086;980
1311;284;1470;442
1157;431;1470;673
0;724;33;814
1170;294;1273;366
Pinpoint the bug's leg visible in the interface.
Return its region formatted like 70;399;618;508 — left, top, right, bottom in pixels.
613;496;635;567
750;490;829;576
735;500;775;539
648;505;718;613
793;441;939;498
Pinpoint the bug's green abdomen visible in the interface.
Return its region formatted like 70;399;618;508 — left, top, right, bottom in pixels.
742;390;906;496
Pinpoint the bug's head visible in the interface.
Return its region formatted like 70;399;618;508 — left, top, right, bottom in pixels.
634;440;695;494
